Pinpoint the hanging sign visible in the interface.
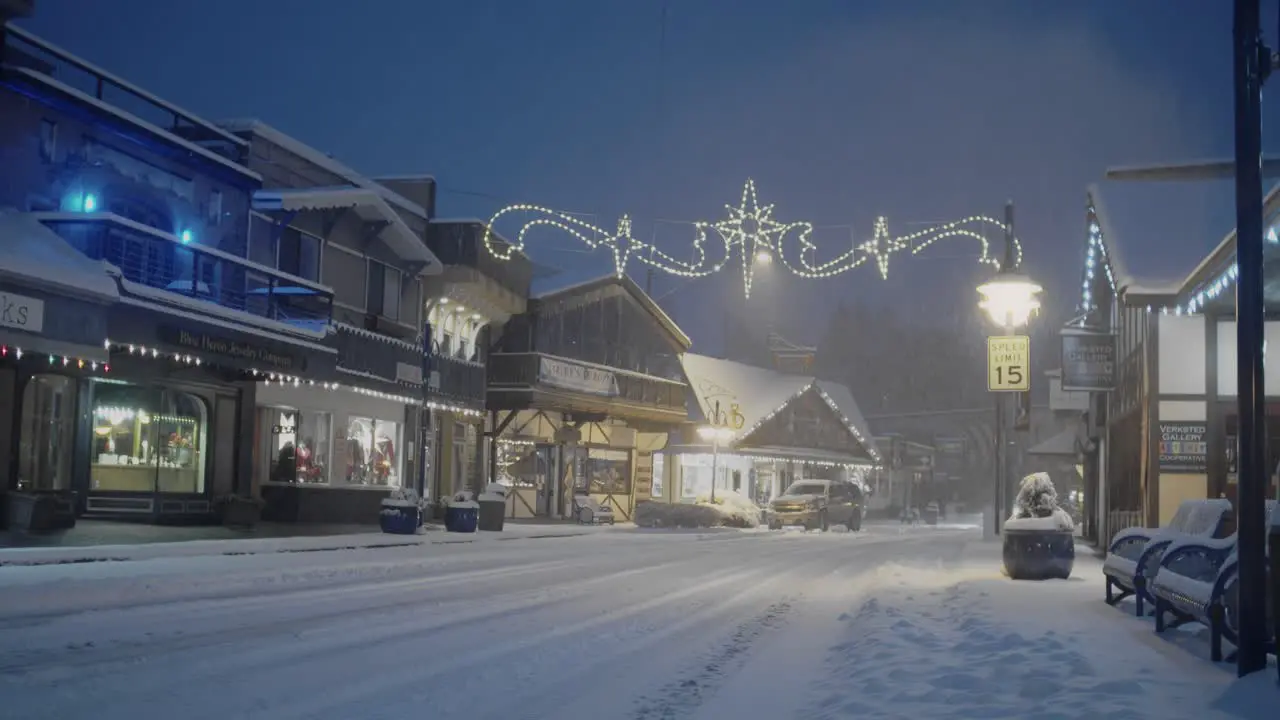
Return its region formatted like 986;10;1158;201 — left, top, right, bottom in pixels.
1061;328;1116;392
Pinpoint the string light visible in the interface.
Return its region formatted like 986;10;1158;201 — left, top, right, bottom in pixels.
98;339;484;418
722;380;881;464
0;344;108;372
482;178;1025;298
1083;203;1252;318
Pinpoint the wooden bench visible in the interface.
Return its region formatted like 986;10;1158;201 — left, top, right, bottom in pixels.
1103;499;1232;616
574;495;615;525
1150;500;1277;663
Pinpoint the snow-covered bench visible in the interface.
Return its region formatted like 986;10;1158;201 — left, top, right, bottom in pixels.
1103;498;1232;616
1149;500;1278;662
574;495;615;525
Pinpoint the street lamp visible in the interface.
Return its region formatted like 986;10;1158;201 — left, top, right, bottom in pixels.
754;248;773;264
977;271;1042;329
697;425;735;503
978;202;1041;538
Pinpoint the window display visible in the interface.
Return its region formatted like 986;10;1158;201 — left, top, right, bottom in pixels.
586;448;630;495
651;452;664;498
346;416;401;487
260;407;332;484
17;374;76;491
90;382;207;494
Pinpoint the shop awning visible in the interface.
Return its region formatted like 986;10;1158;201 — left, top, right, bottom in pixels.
253;187;442;272
0;209;118;302
1028;425;1084;457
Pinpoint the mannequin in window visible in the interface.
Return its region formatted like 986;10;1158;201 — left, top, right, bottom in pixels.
347;434;366;484
296;436;320;483
372;431;396;485
273;441;296;483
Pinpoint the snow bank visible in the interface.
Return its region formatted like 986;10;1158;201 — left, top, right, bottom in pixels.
806;547;1275;719
635;492;762;529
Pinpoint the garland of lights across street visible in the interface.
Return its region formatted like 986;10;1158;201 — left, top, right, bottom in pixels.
481;179;1025;298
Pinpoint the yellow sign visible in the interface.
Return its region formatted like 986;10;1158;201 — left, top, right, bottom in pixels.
988;335;1030;392
709;402;746;430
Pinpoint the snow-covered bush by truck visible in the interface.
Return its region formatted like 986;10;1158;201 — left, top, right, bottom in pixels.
634;491;762;529
1005;472;1073;531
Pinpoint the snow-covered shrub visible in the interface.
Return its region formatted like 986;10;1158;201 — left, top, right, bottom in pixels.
382;487;424;509
1006;472;1073;531
634;491;762;529
449;489;479;509
693;490;762;528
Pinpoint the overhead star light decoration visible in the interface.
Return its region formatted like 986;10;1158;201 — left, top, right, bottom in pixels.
482;179;1024;298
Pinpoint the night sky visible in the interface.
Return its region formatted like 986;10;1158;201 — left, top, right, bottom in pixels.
19;0;1279;356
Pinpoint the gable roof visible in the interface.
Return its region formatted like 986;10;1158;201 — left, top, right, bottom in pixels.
534;273;691;350
679;354;881;463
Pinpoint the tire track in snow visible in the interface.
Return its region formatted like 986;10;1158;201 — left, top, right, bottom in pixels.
631;600;793;720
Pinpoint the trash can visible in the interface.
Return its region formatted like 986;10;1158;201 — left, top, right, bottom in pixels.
478;500;505;531
923;502;939;526
445;503;478;533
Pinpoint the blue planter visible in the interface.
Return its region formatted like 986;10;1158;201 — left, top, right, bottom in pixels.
445;505;478;533
1003;527;1075;580
380;505;422;535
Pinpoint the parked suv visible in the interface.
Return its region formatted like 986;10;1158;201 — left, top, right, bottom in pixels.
767;479;864;532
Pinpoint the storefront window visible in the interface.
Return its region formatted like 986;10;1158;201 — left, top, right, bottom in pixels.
344;416;401;487
90;382;208;494
259;407;332;484
651;452;664;498
586;448;630;494
17;374;77;491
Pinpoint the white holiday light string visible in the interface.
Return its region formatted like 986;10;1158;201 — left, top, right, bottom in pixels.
482;179;1024;297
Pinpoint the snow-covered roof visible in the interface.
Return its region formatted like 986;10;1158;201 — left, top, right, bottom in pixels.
535;273;690;350
0;209;118;302
1085;183;1135;291
216;118;425;217
679;354;880;463
252;187;441;271
681;353;810;434
814;380;878;461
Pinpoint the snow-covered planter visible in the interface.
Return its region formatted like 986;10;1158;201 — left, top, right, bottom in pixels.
1002;472;1075;580
379;488;425;535
634;491;762;529
445;490;479;533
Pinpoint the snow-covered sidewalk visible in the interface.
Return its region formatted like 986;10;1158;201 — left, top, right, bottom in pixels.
799;543;1277;719
0;521;632;567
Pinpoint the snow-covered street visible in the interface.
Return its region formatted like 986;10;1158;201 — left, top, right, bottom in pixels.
0;525;1273;719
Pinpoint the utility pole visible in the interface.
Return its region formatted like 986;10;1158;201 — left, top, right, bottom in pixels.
1230;0;1269;677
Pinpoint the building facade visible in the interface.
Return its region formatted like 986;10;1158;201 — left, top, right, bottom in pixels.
488;275;690;522
1075;182;1280;545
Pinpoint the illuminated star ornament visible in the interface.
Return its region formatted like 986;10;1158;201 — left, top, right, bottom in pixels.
481;179;1024;299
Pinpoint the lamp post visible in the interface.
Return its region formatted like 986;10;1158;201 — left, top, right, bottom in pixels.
977;201;1042;538
697;418;735;504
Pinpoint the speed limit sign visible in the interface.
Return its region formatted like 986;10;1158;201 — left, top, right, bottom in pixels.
988;335;1030;392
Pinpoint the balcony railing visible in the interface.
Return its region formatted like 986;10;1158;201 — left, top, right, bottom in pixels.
3;26;245;164
488;352;687;414
432;353;487;406
38;213;334;329
427;222;533;298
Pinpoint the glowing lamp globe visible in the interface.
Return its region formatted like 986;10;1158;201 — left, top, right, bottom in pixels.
754;249;773;264
977;272;1042;328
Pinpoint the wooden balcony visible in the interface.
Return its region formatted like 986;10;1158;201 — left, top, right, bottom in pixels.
487;352;689;425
